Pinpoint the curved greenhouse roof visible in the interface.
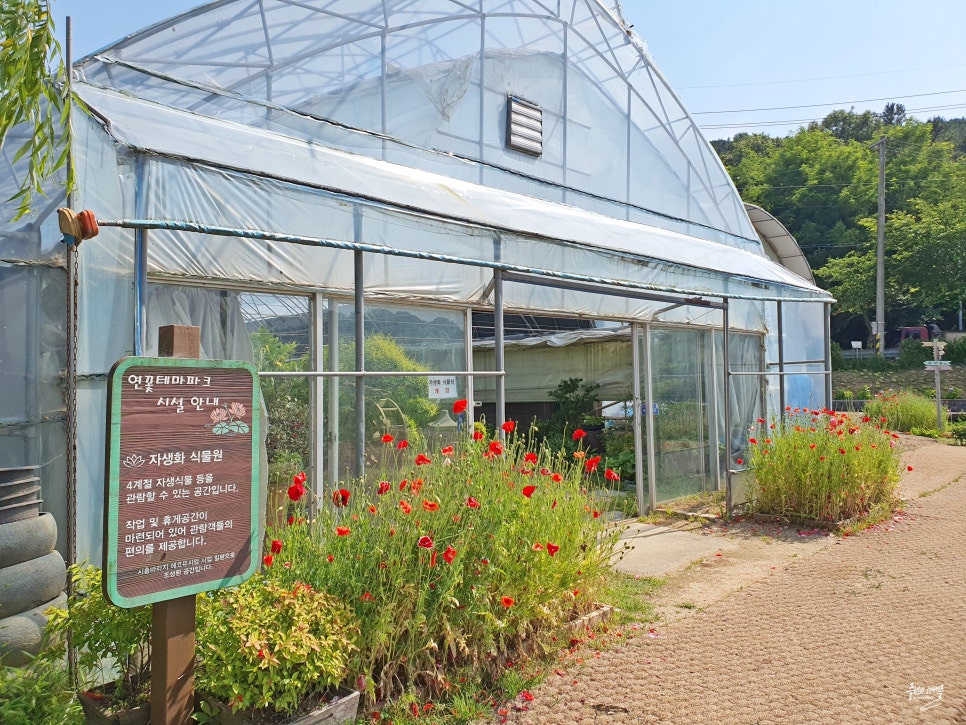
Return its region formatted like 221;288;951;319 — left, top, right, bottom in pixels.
75;0;760;250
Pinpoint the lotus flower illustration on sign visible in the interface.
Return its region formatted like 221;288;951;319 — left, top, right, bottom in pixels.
207;401;250;436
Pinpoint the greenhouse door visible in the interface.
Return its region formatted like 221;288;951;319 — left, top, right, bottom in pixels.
645;327;716;503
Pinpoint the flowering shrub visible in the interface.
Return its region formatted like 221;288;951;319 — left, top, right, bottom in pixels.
862;390;948;433
195;575;358;715
748;408;902;522
268;408;621;702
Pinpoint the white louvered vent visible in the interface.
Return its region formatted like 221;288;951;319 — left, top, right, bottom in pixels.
506;95;542;156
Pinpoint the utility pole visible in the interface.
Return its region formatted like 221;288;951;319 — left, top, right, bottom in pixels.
875;137;886;355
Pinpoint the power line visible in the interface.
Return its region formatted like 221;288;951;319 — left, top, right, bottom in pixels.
701;103;966;130
692;88;966;115
677;63;966;90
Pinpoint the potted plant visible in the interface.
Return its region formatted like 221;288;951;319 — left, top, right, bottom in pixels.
194;571;360;724
41;564;152;724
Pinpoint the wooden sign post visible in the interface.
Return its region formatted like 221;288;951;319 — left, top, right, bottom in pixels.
104;325;261;724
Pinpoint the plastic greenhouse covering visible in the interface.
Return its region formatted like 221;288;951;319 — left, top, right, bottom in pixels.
0;0;832;562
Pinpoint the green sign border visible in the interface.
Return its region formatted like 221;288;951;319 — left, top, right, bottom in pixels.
104;356;262;608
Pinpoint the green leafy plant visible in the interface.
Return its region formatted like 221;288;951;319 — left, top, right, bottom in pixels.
0;658;83;725
863;390;948;433
251;328;310;462
748;409;902;522
949;421;966;445
897;339;932;369
42;564;152;709
195;576;359;717
0;1;74;220
267;413;623;705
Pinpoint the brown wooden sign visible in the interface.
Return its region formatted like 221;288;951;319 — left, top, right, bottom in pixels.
104;357;261;607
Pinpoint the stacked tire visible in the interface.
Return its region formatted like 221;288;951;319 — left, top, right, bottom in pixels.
0;466;67;667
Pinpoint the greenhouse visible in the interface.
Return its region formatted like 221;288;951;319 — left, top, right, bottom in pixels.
0;0;832;566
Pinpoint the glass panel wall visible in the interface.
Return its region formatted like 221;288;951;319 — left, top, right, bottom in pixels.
329;302;467;481
647;327;715;503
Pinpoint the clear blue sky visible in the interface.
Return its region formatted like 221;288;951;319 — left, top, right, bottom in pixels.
52;0;966;140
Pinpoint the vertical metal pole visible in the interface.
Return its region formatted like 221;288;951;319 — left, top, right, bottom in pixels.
722;300;733;517
354;250;365;478
710;328;721;492
776;300;785;414
935;341;943;431
327;299;340;484
464;308;475;435
644;323;657;511
493;235;505;431
875;137;886;356
64;15;78;569
134;156;148;356
312;293;325;500
824;302;833;408
631;324;646;514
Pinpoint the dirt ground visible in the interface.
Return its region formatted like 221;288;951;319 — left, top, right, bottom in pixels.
498;435;966;724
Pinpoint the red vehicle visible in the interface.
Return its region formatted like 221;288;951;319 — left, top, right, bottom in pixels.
900;325;941;342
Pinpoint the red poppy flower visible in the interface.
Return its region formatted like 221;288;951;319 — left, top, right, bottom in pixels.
749;437;758;445
520;467;533;475
524;452;538;463
473;430;484;440
293;471;307;486
756;418;766;424
422;500;439;512
415;453;432;465
287;514;295;526
397;440;409;450
839;448;846;455
262;554;274;567
453;399;468;414
532;542;544;550
361;592;374;602
736;458;744;465
335;526;350;536
332;488;351;507
501;420;516;434
270;539;283;555
481;557;489;565
466;496;481;509
377;480;390;495
604;468;620;481
501;596;514;608
443;545;457;564
399;500;412;514
522;485;536;498
540;467;552;476
489;440;504;455
592;510;601;518
521;691;535;702
907;465;913;471
546;542;560;557
551;473;563;483
382;434;394;444
417;535;434;549
326;554;334;562
287;483;306;501
584;455;601;473
572;429;586;441
441;445;454;456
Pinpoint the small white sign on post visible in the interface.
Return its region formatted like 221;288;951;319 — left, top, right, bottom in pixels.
427;375;458;399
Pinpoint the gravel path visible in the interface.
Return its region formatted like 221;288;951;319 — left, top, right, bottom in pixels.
500;436;966;724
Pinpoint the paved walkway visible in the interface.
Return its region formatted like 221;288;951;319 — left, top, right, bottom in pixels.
502;436;966;724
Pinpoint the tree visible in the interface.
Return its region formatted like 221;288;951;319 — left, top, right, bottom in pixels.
0;1;72;220
880;102;906;126
814;108;881;142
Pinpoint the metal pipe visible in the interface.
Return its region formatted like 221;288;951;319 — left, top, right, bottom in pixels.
824;302;833;407
631;323;646;514
722;300;732;517
133;157;147;356
776;300;785;414
644;322;657;512
259;370;505;378
326;299;340;485
464;308;475;436
354;247;365;478
96;219;832;305
494;270;506;431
